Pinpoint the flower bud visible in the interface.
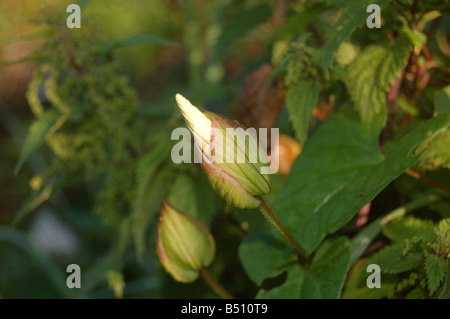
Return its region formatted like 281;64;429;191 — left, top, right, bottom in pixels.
175;94;271;209
157;200;215;283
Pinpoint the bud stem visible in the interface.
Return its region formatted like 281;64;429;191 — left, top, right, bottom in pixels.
257;196;307;257
199;267;234;299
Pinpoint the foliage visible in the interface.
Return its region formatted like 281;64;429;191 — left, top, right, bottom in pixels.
1;0;450;299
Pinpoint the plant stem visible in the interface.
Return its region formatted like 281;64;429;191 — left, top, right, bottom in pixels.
256;196;306;257
199;267;233;299
405;169;450;196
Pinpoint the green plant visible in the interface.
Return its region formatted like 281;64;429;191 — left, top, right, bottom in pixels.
3;0;450;299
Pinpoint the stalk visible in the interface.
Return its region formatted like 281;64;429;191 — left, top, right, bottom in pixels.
257;196;306;257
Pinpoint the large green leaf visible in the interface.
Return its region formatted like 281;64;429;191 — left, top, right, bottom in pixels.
314;0;389;68
346;33;412;122
257;237;351;299
238;231;297;286
274;111;450;253
15;109;65;175
285;80;321;144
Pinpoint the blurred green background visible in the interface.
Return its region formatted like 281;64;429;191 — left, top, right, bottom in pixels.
0;0;286;298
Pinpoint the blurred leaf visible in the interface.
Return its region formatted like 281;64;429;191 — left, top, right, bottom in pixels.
403;28;427;48
168;174;215;226
10;28;54;42
382;216;435;243
343;259;396;299
133;142;172;259
439;263;450;299
425;255;447;295
346;33;412;122
314;0;389;68
285;80;321;144
434;85;450;115
12;186;53;227
106;270;125;299
215;4;272;58
238;231;297;286
15;109;66;175
370;243;422;274
350;220;382;266
415;126;450;170
257;237;351;298
0;226;75;298
274;111;450;253
93;34;177;55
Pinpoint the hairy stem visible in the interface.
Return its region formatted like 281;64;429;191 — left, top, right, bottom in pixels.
257;196;307;257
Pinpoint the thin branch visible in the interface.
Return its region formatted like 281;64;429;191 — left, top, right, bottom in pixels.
405;169;450;196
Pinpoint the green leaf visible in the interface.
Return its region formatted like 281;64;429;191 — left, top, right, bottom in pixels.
415;126;450;170
215;4;272;58
168;174;215;226
370;243;422;274
274;110;450;253
256;265;305;299
346;33;412;122
382;216;435;243
434;85;450;115
257;237;351;299
238;231;297;286
350;219;382;266
132;143;172;259
425;255;447;295
314;0;389;68
439;262;450;299
12;186;53;227
15;109;65;175
343;259;396;299
93;34;177;55
285;80;321;144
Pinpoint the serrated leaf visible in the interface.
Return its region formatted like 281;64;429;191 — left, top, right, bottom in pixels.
382;216;435;243
439;262;450;299
257;237;351;299
93;34;177;55
274;110;450;253
370;243;422;274
425;255;447;295
238;231;297;286
346;34;412;122
15;109;65;175
314;0;389;68
285;80;321;144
